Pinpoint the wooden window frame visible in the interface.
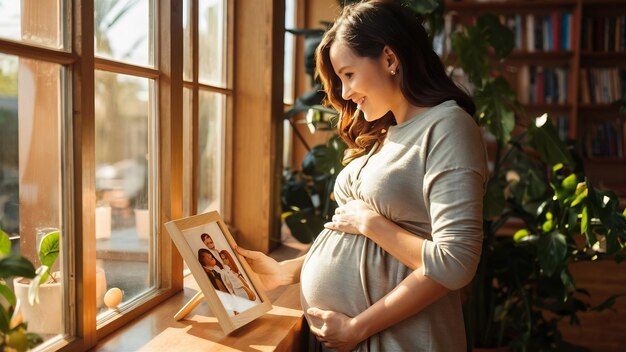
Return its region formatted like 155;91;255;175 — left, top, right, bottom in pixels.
0;0;285;349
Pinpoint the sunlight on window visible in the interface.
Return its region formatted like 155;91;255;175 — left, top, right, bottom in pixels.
95;0;153;66
198;91;224;214
0;0;64;49
0;53;67;340
95;70;156;318
198;0;226;87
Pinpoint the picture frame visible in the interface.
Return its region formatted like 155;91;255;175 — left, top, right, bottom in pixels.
165;211;272;334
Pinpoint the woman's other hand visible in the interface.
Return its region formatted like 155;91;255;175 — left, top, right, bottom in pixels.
235;246;285;291
324;199;378;235
307;307;363;351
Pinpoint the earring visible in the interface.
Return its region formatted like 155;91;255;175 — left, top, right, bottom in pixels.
390;69;396;76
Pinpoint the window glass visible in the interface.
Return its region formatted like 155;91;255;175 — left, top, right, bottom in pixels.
95;0;154;67
284;0;296;104
0;0;65;50
198;0;226;87
197;91;224;213
95;70;155;317
182;87;193;216
0;53;67;340
183;0;193;81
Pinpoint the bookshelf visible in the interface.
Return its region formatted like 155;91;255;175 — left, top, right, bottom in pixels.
444;0;626;198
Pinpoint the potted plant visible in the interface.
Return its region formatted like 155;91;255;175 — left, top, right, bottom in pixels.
0;227;42;351
445;6;626;351
13;229;62;335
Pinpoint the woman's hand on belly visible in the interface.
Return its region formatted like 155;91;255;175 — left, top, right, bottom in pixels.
324;199;378;235
307;307;364;352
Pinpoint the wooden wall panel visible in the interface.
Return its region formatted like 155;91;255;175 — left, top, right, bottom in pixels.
232;0;284;253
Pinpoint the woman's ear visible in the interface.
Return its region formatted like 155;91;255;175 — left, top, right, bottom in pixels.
382;45;399;72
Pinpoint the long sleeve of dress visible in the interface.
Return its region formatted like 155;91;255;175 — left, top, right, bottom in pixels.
421;106;488;290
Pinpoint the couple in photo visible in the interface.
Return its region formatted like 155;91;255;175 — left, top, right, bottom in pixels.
197;233;256;301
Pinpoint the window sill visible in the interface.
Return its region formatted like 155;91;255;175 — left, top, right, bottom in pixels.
92;242;309;351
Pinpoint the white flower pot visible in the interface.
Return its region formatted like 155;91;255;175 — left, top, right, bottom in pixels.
13;276;63;335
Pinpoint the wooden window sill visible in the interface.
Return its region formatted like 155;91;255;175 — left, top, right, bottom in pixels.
93;242;309;351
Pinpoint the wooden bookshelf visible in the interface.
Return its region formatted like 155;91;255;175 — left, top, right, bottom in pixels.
444;0;626;196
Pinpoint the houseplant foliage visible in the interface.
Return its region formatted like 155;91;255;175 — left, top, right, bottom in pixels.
28;230;60;306
443;5;626;352
0;227;42;351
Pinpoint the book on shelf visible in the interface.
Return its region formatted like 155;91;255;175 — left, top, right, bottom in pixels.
440;11;572;56
583;119;626;159
579;68;626;104
520;65;569;105
581;15;626;52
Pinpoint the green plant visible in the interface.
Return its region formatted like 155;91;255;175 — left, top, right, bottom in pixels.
28;230;60;306
445;8;626;352
282;135;346;243
0;227;43;351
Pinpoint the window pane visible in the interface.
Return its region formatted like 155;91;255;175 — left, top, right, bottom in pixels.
95;0;154;67
95;71;155;318
0;0;65;49
197;91;224;213
0;53;67;340
183;0;192;82
182;87;193;216
284;0;296;104
198;0;226;87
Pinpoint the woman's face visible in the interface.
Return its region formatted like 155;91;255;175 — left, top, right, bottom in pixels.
200;252;216;267
203;236;215;249
329;41;399;121
220;253;230;266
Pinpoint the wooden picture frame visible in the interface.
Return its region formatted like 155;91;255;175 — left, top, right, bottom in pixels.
165;211;272;334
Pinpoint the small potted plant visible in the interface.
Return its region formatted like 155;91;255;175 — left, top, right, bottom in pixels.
13;229;62;335
0;227;42;351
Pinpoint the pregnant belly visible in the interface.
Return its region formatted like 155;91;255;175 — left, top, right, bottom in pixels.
300;229;369;328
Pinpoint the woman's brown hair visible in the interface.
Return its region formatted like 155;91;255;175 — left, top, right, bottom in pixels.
219;250;239;274
315;0;475;163
198;248;223;270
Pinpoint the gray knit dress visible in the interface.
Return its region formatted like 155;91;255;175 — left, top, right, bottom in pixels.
300;100;488;352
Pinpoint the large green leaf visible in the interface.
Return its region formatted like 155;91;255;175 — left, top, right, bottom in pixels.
474;77;517;146
302;145;339;176
585;182;626;255
0;303;9;334
527;114;575;167
452;27;489;87
476;14;515;58
537;231;567;277
484;177;506;220
283;210;324;244
0;228;11;256
39;230;60;271
0;284;16;307
0;256;36;280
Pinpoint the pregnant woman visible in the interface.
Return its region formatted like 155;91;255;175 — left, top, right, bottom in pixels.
238;1;487;350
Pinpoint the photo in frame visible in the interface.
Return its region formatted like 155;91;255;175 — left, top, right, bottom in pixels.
165;211;272;334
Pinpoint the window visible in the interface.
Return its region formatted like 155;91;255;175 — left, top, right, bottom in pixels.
182;0;231;218
0;0;281;348
0;0;229;349
0;0;70;346
93;0;158;321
